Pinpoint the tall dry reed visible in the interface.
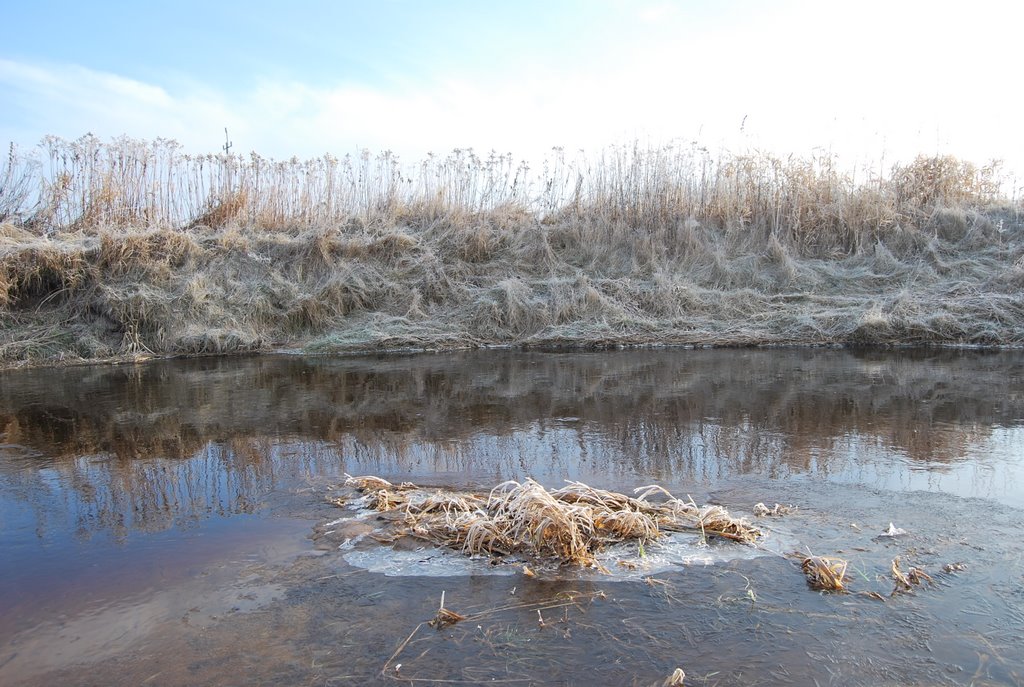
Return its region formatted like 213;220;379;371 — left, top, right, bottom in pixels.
1;135;1014;252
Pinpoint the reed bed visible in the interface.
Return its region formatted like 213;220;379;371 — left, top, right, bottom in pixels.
341;475;760;567
2;135;1023;365
1;136;1012;243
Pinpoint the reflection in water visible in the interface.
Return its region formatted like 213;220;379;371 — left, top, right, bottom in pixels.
2;439;337;541
1;349;1024;687
1;348;1023;543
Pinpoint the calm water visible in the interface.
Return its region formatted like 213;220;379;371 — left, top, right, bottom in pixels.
1;349;1022;686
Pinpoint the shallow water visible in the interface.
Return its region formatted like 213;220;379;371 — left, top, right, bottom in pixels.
1;349;1022;686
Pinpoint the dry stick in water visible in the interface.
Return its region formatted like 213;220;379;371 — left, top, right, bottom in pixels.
429;590;467;629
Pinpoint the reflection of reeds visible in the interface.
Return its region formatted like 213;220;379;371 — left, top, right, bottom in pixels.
1;349;1018;543
0;435;343;541
3;348;1011;467
343;475;760;567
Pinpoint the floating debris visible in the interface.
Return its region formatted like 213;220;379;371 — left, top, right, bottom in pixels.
661;668;686;686
801;554;848;592
878;522;907;538
753;502;796;517
942;561;968;574
891;557;933;595
338;475;762;568
428;591;466;629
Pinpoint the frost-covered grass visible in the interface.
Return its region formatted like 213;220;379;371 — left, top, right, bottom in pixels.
1;136;1022;365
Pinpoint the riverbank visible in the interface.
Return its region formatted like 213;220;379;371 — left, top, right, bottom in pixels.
3;211;1024;368
2;140;1023;368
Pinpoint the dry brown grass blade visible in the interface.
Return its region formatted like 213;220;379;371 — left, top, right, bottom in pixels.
553;480;632;510
694;504;760;543
456;512;515;556
368;489;407;511
593;508;660;541
633;484;677;502
406;492;484;516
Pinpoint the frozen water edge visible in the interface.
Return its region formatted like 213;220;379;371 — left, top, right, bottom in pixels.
342;528;795;580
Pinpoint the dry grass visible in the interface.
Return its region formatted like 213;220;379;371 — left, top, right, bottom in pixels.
801;554;849;592
890;556;934;595
341;475;760;568
3;136;1014;248
661;668;687;687
428;591;467;630
2;135;1023;366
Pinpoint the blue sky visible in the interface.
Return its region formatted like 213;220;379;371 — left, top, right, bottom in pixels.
2;0;1022;173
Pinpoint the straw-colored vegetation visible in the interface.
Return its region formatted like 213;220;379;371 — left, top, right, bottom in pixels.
890;556;933;595
2;135;1023;365
338;475;952;599
801;554;849;592
341;474;760;567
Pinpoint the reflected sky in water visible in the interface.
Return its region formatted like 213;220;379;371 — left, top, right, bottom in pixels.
1;348;1022;551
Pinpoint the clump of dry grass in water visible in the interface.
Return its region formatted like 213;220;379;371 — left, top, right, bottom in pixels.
335;475;761;568
801;554;849;592
891;556;933;595
343;473;420;511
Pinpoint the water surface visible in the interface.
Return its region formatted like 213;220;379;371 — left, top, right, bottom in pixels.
1;349;1022;685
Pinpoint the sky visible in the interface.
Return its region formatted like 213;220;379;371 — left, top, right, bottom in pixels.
2;0;1022;174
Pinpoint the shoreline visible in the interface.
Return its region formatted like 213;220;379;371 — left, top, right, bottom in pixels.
3;336;1023;373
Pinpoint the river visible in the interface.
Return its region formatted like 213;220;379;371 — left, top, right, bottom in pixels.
1;349;1022;685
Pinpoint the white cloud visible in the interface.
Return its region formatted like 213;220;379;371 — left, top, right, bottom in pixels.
1;0;1022;184
0;58;236;152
